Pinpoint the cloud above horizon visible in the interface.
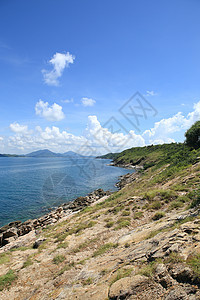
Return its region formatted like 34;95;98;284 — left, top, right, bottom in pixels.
81;97;96;107
35;100;65;121
42;52;75;86
3;101;200;154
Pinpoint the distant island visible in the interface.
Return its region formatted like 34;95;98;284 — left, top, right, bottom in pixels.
0;149;93;158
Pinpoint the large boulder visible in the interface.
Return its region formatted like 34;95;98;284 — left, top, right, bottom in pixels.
108;274;164;300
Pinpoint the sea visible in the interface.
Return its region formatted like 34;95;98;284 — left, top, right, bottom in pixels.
0;157;132;227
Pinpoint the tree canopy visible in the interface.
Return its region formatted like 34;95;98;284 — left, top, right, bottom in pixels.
185;121;200;149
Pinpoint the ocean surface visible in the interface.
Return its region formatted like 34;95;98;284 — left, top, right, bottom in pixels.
0;157;132;227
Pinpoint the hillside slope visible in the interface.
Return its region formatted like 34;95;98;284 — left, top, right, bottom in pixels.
0;143;200;299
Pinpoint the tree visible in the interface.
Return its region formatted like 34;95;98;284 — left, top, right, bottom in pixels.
185;121;200;149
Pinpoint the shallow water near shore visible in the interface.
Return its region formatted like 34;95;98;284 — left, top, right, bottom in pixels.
0;157;133;227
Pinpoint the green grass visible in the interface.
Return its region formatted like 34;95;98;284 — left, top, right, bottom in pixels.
138;260;161;277
53;255;65;265
22;257;33;269
93;243;118;257
149;201;162;210
186;253;200;277
114;217;131;230
57;242;69;249
110;267;133;285
152;211;165;220
0;270;17;291
105;221;115;228
133;211;143;219
0;253;10;265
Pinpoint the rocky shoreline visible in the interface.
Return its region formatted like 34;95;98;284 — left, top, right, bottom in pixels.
0;188;112;249
0;161;139;249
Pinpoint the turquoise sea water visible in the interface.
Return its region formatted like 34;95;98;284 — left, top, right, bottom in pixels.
0;157;132;227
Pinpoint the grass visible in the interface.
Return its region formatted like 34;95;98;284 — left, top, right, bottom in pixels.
82;277;93;285
105;221;115;228
149;201;162;210
53;255;65;265
138;260;161;277
169;200;184;210
186;253;200;277
57;242;69;249
0;270;17;291
133;211;143;219
114;217;131;230
22;257;33;269
93;243;118;257
0;253;10;265
152;211;165;220
110;267;133;285
57;263;74;275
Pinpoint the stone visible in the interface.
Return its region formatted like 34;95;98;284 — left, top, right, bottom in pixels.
33;238;46;249
109;275;164;300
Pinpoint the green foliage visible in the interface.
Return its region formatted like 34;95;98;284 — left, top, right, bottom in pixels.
53;255;65;265
0;270;17;291
138;261;159;277
22;257;33;269
57;242;68;249
185;121;200;149
93;243;118;257
133;211;143;219
189;189;200;208
114;217;131;229
169;200;184;210
150;201;162;210
187;253;200;277
152;211;165;220
0;253;10;265
111;267;133;285
105;221;115;228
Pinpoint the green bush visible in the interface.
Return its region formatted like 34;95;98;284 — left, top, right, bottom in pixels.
185;121;200;149
0;270;17;291
152;211;165;220
53;255;65;264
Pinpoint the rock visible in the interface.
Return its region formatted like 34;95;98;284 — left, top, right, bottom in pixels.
154;263;175;288
33;238;46;249
109;275;164;300
169;264;196;284
163;287;189;300
3;227;18;239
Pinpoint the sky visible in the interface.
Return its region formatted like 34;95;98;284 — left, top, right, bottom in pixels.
0;0;200;155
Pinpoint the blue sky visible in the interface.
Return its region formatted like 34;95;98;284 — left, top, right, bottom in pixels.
0;0;200;154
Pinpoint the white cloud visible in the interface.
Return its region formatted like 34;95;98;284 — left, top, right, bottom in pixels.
9;123;29;134
3;101;200;154
61;98;74;103
42;52;75;86
0;137;3;141
142;101;200;144
35;100;65;121
146;90;157;96
81;97;96;107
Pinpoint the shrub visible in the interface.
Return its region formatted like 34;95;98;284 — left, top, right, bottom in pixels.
53;255;65;265
152;211;165;220
105;221;115;228
93;243;118;257
133;211;143;219
185;121;200;149
150;201;162;210
0;270;17;291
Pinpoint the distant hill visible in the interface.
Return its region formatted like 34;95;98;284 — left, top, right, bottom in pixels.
0;154;23;157
26;149;61;157
25;149;92;158
0;149;95;158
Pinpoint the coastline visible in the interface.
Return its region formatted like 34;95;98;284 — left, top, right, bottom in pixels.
0;163;137;250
